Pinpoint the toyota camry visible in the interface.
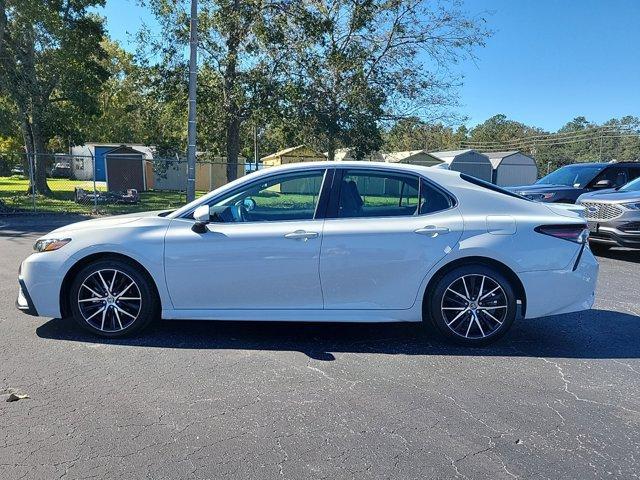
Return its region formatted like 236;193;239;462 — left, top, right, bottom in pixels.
17;161;598;346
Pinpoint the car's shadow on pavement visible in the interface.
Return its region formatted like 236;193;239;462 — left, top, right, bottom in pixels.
593;247;640;264
36;308;640;361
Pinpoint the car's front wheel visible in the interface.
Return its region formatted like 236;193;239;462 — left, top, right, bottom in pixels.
427;265;517;346
69;258;158;337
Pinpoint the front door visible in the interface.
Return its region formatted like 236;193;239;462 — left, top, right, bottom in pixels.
164;169;328;310
320;168;463;310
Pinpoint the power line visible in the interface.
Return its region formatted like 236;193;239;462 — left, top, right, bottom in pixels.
460;128;637;149
459;125;636;147
461;132;640;151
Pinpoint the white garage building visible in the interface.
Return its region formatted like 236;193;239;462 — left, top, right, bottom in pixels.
429;149;494;182
484;151;538;186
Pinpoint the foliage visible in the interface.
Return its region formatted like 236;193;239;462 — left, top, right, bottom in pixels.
0;0;109;194
280;0;489;159
383;117;467;152
141;0;292;181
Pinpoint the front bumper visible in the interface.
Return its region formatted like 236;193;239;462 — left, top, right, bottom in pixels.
16;278;38;316
587;224;640;248
519;246;599;319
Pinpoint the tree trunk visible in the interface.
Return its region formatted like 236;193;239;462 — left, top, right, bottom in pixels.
20;116;35;194
226;116;241;182
326;136;336;161
223;0;241;183
30;114;51;195
0;0;6;58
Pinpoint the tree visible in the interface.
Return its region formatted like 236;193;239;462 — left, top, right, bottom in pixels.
0;0;109;194
281;0;489;160
384;117;462;152
81;40;187;154
142;0;290;181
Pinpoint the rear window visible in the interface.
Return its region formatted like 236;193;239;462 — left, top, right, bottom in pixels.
459;174;531;201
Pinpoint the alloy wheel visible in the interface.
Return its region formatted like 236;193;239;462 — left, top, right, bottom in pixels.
440;274;508;339
77;269;142;332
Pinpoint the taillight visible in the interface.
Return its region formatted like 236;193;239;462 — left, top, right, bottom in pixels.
535;224;589;243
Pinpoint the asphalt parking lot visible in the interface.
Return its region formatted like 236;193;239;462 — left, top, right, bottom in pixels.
1;215;639;479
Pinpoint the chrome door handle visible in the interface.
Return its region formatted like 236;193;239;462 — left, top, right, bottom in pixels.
284;230;319;240
414;225;450;237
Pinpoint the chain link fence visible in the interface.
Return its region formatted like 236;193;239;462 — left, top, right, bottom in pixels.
0;152;262;215
0;149;549;215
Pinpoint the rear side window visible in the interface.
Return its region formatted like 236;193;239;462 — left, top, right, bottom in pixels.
626;166;640;182
335;170;452;218
460;173;530;201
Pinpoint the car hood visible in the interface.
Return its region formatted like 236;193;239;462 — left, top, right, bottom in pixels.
509;184;578;194
577;189;640;203
45;210;171;235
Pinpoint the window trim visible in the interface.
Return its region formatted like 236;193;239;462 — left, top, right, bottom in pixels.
325;167;457;220
178;168;331;223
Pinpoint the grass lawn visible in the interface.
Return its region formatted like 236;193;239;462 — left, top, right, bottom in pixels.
0;176;193;215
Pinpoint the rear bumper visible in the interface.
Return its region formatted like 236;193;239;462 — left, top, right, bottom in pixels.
16;278;39;316
519;246;599;319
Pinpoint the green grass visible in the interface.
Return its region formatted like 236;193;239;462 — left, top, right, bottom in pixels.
0;176;194;215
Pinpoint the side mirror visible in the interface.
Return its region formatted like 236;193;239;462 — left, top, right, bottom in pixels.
593;179;612;189
192;205;210;233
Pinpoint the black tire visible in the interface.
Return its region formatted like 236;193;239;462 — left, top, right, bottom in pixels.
425;264;517;346
589;242;611;255
69;258;158;337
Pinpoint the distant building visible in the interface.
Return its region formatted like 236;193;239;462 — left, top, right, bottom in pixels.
484;151;538;186
429;149;493;182
382;150;443;166
70;143;154;183
69;143;154;191
261;145;325;167
331;148;384;162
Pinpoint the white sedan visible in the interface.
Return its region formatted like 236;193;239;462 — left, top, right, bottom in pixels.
17;161;598;346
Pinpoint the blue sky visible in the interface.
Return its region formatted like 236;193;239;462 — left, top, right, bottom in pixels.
95;0;640;132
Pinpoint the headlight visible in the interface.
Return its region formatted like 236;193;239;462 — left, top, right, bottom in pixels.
526;192;556;201
33;238;71;252
622;202;640;210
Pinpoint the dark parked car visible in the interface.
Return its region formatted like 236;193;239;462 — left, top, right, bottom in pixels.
50;162;72;178
511;161;640;203
577;176;640;252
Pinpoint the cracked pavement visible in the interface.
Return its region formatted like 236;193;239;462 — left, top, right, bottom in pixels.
1;215;639;479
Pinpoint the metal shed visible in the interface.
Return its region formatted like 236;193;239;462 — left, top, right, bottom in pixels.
484;151;538;186
429;149;493;182
261;145;325;167
70;143;154;181
104;145;150;192
382;150;443;167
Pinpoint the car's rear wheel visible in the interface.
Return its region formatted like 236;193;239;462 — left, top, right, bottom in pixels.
427;265;517;346
69;258;157;337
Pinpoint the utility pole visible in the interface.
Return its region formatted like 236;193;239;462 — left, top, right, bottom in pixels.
186;0;198;202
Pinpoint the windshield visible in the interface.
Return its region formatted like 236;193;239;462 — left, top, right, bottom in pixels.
619;176;640;192
535;165;603;188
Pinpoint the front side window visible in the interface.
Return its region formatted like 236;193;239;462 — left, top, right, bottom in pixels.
591;167;627;188
207;170;325;222
336;170;452;218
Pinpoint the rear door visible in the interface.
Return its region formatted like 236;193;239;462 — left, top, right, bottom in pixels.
319;168;463;310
